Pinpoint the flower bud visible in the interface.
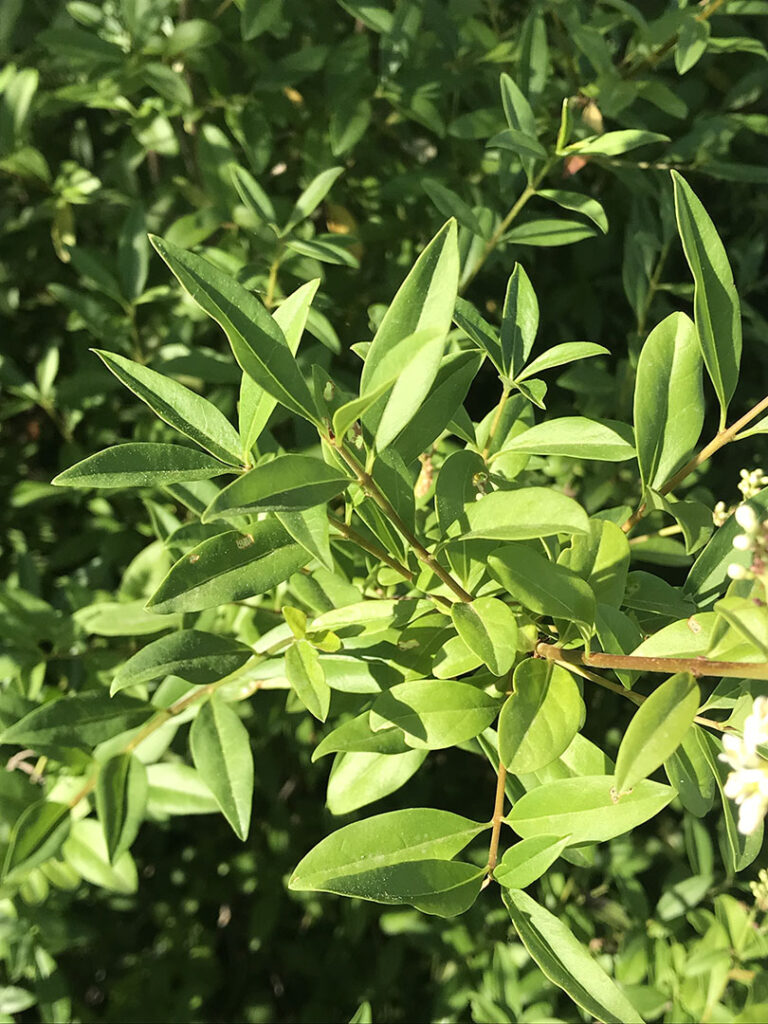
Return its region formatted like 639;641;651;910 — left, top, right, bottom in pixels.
735;504;758;532
733;534;752;551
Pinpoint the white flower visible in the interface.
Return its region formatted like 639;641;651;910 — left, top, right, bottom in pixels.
732;533;752;552
744;696;768;751
723;767;768;835
735;504;758;532
720;697;768;835
727;562;751;580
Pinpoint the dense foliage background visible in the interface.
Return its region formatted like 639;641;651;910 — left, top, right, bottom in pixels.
2;1;768;1021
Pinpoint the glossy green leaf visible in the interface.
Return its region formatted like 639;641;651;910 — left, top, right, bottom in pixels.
499;72;539;177
672;171;742;427
486;127;547;159
231;163;276;223
286;237;359;268
283;166;344;234
614;672;699;794
2;802;71;880
360;220;458;450
700;731;763;872
453;298;502;369
634;312;704;490
203;455;349;520
714;596;768;657
326;749;427;815
239;279;319;457
289;807;487;893
63;818;138;894
285;640;331;721
499;659;584;773
565;129;669;156
664;724;716;817
52;444;229;489
95;753;148;862
500;263;538;379
277;505;334;571
423;178;488;237
494;835;570;889
676;16;710;74
560;520;630;608
149;236;317;424
536;189;608;233
0;692;152;751
507;776;674;844
147;522;308;614
503;889;643;1024
516;342;609;381
111;630;253;695
190;695;254;840
503;219;598;247
369;679;500;749
94;349;242;465
451;597;517;676
685;491;768;606
332;377;394;441
489;547;596;633
313;713;411;760
146;763;219;817
495;417;635;461
460;487;589;543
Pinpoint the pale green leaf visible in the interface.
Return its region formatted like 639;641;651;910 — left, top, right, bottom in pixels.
451;597;518;676
190;695;254;840
369;679;500;749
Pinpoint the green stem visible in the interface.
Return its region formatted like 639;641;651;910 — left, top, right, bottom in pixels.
330;440;473;603
482;384;511;460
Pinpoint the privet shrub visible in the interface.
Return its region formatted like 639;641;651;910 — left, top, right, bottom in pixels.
3;1;768;1022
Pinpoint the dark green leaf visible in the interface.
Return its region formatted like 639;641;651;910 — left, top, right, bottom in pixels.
53;443;229;489
0;692;153;751
95;753;148;862
111;630;253;694
203;455;349;519
2;802;71;880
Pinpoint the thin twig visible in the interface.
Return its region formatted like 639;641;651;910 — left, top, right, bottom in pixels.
485;760;508;879
536;642;768;682
623;392;768;533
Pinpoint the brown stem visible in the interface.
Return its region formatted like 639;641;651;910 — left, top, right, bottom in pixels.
623;392;768;534
485;760;508;879
539;646;729;733
460;160;555;293
331;441;473;603
536;642;768;682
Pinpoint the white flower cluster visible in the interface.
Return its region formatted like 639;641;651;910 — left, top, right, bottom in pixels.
721;696;768;835
727;505;766;582
739;467;768;501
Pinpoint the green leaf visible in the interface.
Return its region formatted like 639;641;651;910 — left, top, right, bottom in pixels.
507;776;675;844
672;172;742;427
190;695;254;840
516;342;609;381
459;487;589;542
111;630;253;695
95;350;242;465
149;235;317;424
369;679;500;749
536;189;608;233
714;596;768;657
561;520;630;608
118;203;149;301
326;749;427;815
499;72;539;178
52;443;230;489
565;129;669;156
453;298;502;370
486;127;547;159
285;640;331;721
499;659;584;773
2;802;71;881
360;220;459;450
634;312;704;490
204;455;348;520
451;597;517;676
614;672;699;794
503;889;644;1024
489;547;596;633
332;377;394;441
286;237;359;268
504;219;598;247
277;505;334;572
148;522;308;614
494;835;571;889
283;166;344;234
146;763;219;817
501;263;538;379
0;692;152;751
676;16;710;75
313;713;411;759
239;279;319;458
700;731;763;872
95;753;148;862
685;491;768;606
0;987;37;1014
289;807;487;893
664;725;716;818
423;178;489;237
231;163;276;223
494;417;635;461
63;818;138;894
